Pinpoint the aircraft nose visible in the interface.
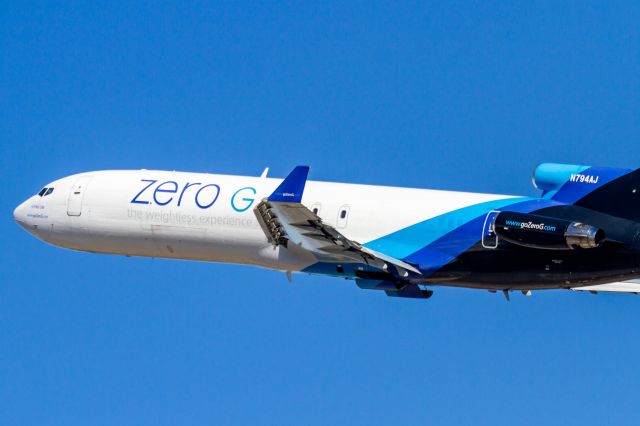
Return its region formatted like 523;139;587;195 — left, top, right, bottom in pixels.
13;198;31;229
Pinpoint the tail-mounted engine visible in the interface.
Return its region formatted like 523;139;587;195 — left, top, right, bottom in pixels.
482;211;605;250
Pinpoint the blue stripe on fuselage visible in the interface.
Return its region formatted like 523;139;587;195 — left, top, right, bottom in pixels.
362;197;532;260
400;198;561;274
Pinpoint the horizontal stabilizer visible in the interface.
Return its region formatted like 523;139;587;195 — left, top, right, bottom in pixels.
571;279;640;294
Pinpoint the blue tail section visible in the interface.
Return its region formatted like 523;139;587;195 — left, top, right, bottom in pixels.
268;166;309;203
534;163;640;222
573;168;640;223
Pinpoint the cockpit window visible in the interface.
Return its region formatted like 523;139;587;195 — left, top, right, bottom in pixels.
37;187;55;197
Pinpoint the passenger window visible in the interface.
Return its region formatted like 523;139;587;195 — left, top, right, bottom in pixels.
310;202;322;216
45;188;54;196
336;204;350;229
38;188;47;196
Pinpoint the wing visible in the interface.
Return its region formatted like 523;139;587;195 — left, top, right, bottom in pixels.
571;279;640;294
254;166;431;299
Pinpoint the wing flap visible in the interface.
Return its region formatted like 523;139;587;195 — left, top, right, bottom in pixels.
254;166;422;284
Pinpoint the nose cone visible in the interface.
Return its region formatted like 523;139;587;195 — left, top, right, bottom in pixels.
13;198;31;230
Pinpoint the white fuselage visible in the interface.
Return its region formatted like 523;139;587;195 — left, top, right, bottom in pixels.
14;170;518;273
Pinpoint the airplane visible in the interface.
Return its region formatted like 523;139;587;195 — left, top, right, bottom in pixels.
13;163;640;300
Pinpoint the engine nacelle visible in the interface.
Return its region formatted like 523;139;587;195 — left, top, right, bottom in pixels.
491;211;605;250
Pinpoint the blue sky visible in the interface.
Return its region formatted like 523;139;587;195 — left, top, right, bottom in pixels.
2;2;640;425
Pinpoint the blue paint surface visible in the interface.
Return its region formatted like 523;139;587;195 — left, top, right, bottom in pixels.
533;162;590;195
550;166;632;204
268;165;309;203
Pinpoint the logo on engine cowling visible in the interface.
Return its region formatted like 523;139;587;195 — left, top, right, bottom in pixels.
505;219;557;232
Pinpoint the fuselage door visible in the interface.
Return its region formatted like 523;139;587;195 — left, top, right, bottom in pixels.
482;210;500;249
67;176;92;216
